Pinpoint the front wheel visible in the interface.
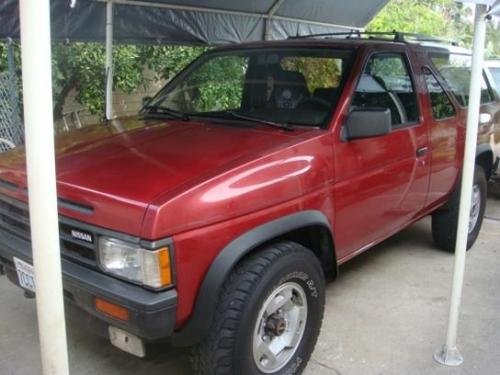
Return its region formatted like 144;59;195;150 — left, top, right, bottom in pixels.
191;241;325;375
432;167;487;252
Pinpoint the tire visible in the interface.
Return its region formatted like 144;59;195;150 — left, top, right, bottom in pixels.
432;167;487;252
191;241;326;375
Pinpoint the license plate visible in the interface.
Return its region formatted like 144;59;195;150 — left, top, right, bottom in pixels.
14;257;36;293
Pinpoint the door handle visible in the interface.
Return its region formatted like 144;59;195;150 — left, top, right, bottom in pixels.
416;146;428;157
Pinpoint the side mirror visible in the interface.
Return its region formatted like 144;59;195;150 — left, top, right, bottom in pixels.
142;96;153;107
344;108;392;141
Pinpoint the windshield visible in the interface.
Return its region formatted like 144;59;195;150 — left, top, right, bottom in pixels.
145;48;353;127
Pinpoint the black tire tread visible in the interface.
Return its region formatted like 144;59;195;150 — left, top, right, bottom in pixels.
191;241;322;375
432;167;487;252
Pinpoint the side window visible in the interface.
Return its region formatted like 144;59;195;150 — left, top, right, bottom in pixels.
351;53;419;127
481;77;495;104
431;53;494;106
423;68;456;120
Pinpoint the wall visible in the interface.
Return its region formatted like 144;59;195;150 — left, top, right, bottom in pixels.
56;69;166;131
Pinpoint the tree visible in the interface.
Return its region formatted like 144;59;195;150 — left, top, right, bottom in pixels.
2;1;499;121
368;0;500;58
51;43;205;119
486;22;500;57
1;40;205;120
368;0;466;39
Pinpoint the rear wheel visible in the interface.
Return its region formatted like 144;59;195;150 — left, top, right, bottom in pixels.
432;167;487;252
191;241;325;375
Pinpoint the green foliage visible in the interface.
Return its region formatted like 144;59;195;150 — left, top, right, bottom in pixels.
368;0;500;58
486;23;500;58
368;1;500;110
52;43;106;115
2;0;500;121
0;41;23;114
0;43;11;72
139;45;206;81
368;0;462;38
1;41;205;119
189;55;245;112
50;43;203;117
281;56;342;92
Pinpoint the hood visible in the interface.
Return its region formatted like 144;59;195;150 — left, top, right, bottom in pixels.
0;116;301;236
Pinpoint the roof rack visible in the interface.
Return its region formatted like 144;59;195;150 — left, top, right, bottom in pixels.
289;30;459;46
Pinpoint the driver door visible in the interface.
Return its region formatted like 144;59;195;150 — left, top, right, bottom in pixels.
333;51;431;260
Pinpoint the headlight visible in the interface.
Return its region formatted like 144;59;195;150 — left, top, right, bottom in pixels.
98;237;172;289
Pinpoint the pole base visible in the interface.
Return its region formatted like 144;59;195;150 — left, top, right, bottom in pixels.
434;346;464;367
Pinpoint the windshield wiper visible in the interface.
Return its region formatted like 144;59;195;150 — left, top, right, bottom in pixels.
142;104;190;121
227;111;294;131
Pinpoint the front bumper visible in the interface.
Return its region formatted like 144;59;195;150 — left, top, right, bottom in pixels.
0;229;178;341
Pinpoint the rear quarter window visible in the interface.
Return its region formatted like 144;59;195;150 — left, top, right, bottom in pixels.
423;67;456;120
430;52;495;106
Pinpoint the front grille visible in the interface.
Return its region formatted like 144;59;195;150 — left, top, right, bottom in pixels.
0;195;98;268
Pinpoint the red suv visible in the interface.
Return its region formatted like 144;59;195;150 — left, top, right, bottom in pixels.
0;34;497;375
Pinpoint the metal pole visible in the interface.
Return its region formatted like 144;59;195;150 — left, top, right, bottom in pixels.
105;0;114;120
264;0;286;40
19;0;69;374
434;3;488;367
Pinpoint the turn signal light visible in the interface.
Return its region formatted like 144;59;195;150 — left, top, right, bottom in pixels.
158;247;172;286
95;298;130;321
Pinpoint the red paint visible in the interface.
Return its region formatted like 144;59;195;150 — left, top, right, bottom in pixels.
0;40;496;329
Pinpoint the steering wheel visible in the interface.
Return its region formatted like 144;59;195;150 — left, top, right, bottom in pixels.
297;96;331;110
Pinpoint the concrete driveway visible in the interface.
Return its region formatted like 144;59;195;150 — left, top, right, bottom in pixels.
1;190;499;375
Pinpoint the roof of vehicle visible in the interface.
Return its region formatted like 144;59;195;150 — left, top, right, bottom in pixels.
211;36;440;52
210;33;467;55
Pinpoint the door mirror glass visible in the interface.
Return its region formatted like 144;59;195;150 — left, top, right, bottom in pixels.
344;108;392;140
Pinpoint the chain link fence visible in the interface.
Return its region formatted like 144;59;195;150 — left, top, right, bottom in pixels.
0;71;23;152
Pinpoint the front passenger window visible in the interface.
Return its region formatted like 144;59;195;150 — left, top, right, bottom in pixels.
351;53;419;127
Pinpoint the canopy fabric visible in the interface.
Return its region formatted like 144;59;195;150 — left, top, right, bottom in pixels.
0;0;389;44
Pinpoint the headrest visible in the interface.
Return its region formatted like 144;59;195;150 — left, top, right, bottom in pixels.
273;70;308;89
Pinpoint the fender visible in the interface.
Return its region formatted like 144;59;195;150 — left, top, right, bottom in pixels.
171;210;332;346
441;143;494;212
476;142;494;179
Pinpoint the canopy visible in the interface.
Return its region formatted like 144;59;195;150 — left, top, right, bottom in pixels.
0;0;388;44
